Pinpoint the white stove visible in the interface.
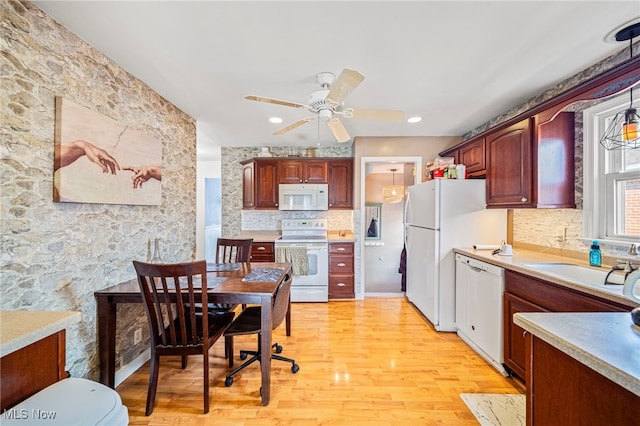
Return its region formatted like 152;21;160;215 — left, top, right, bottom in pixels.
276;219;329;302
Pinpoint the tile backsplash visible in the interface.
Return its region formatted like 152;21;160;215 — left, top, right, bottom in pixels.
242;209;354;232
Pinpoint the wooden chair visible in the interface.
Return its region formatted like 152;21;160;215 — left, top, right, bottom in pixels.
132;260;235;415
223;274;299;387
215;238;253;263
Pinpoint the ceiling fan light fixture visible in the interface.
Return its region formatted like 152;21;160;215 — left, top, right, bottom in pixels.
407;116;422;123
382;168;404;203
599;21;640;151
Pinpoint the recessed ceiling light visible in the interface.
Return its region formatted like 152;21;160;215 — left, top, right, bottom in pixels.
407;116;422;123
269;117;283;124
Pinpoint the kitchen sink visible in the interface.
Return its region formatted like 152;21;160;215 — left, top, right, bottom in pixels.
521;262;625;287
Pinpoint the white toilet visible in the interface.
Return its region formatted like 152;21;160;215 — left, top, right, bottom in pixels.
1;378;128;425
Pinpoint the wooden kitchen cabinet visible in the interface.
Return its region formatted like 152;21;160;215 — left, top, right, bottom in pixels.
486;112;574;208
278;159;328;184
526;334;640;426
250;242;275;262
327;159;353;209
329;242;354;299
503;270;629;382
241;159;279;209
458;138;485;176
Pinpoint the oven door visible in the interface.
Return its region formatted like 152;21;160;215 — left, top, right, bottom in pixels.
275;241;328;302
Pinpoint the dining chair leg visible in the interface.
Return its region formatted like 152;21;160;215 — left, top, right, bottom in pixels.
181;355;188;369
146;353;160;416
225;335;234;367
203;350;210;414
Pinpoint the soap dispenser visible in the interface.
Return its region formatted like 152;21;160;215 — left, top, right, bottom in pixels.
589;240;601;267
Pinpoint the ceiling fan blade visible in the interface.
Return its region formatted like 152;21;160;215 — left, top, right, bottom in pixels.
350;108;405;121
245;95;308;109
326;69;365;104
327;117;351;143
273;118;314;135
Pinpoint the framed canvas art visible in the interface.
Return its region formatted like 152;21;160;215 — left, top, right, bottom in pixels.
54;97;162;205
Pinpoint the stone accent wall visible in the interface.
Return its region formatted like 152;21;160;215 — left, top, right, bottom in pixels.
221;145;353;238
1;1;197;379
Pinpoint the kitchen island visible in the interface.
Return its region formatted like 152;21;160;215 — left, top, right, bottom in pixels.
514;312;639;425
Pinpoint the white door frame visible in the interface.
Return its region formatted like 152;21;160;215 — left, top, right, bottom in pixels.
358;156;422;299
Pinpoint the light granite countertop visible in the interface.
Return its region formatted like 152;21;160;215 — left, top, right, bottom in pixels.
0;310;81;357
454;247;638;308
514;312;640;396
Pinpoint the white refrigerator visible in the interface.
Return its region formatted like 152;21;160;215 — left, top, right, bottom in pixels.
404;179;506;331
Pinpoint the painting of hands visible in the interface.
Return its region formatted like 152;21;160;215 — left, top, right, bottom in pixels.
54;97;162;205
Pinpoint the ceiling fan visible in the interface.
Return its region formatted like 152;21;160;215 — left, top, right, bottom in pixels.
245;69;405;143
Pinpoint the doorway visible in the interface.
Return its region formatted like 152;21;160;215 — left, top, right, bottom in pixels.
360;156;421;297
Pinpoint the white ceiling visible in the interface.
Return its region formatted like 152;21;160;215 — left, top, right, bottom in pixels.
34;1;640;161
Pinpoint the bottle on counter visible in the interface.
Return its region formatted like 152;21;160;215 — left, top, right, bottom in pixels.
589;240;601;267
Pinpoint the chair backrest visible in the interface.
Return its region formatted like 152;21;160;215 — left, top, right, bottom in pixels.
271;274;292;331
133;260;210;349
215;238;253;263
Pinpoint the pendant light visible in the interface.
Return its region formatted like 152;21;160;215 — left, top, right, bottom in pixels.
382;168;404;203
600;22;640;150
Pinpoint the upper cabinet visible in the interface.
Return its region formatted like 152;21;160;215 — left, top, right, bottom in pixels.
440;138;486;177
327;159;353;209
278;159;328;184
485;112;574;208
241;158;353;210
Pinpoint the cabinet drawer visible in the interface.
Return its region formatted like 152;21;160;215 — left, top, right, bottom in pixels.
329;242;353;255
329;275;354;296
250;242;274;262
329;255;353;273
505;270;628;312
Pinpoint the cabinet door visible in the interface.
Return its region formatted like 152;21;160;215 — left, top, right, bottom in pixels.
304;160;328;183
255;161;279;208
503;292;547;381
440;147;459;164
250;242;275;262
486;118;533;207
242;163;255;208
327;160;353;209
278;160;304;184
459;138;485;176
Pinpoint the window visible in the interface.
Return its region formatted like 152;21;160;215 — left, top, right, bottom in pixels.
584;92;640;242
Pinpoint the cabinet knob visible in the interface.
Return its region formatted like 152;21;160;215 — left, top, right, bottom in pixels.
337;263;346;267
337;282;346;287
257;247;266;251
300;179;303;183
521;197;528;203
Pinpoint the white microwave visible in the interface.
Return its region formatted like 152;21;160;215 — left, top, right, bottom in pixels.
278;184;328;211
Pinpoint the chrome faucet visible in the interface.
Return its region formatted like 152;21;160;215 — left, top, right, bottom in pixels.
629;243;639;256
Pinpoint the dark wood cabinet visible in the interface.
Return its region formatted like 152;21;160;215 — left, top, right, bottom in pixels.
458;138;485;176
503;270;629;382
329;242;354;299
327;159;353;209
250;242;275;262
486;118;533;207
241;159;279;209
527;334;640;426
485;112;575;208
278;160;328;184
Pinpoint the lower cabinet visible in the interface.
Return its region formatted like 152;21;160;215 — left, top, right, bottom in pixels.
250;242;275;262
503;270;629;382
329;242;354;299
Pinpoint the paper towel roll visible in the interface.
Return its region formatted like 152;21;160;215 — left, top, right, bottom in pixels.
473;244;501;250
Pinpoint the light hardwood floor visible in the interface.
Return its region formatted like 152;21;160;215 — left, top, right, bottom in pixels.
117;297;524;425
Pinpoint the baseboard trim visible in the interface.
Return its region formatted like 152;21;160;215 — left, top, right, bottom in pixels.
115;348;150;388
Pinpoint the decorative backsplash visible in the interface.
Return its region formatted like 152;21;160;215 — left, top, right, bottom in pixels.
242;209;354;232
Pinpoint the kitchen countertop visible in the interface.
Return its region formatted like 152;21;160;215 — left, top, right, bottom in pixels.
0;310;81;357
454;247;638;308
514;312;640;396
328;230;355;242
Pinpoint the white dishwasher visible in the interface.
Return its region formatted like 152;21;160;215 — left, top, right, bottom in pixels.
455;253;508;376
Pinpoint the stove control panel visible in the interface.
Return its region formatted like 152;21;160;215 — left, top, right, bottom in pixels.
281;219;327;230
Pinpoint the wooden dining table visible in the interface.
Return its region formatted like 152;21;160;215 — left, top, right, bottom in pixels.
94;262;292;406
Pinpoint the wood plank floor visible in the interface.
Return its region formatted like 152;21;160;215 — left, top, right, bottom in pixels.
117;297;524;425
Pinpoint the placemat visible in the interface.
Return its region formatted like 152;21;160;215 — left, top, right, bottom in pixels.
242;267;285;282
